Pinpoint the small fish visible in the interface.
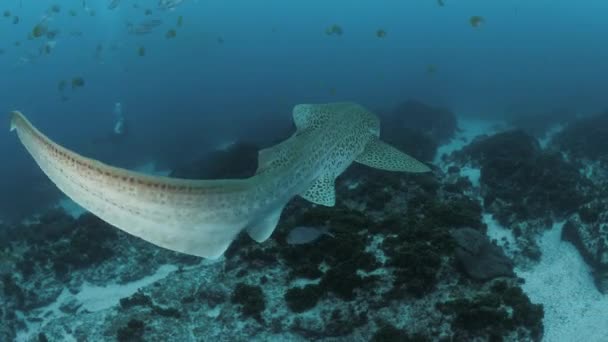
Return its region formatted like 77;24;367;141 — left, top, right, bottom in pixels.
138;46;145;56
376;29;386;38
32;23;48;38
71;77;85;89
325;24;343;36
12;16;19;24
437;0;445;7
3;10;11;17
469;16;484;28
165;29;176;39
129;19;163;35
158;0;184;11
286;226;335;245
177;15;183;27
108;0;121;10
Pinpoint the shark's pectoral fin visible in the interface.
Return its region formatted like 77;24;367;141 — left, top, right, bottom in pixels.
300;174;336;206
356;137;431;173
247;206;284;242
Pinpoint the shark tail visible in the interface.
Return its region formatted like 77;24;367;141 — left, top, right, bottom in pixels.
9;111;20;131
9;110;255;259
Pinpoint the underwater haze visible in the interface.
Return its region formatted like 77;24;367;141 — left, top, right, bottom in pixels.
1;0;608;341
1;0;608;220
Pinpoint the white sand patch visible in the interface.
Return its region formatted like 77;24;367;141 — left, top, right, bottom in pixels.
460;166;481;188
16;264;178;341
435;118;505;167
538;123;564;149
516;223;608;342
76;264;178;312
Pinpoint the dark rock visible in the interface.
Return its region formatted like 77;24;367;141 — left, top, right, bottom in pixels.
170;142;259;179
552;111;608;166
372;323;429;342
437;281;544;341
120;292;152;309
562;203;608;293
284;285;321;313
454;130;595;226
117;319;145;342
450;228;515;281
38;333;49;342
16;213;118;280
1;274;26;309
231;283;266;322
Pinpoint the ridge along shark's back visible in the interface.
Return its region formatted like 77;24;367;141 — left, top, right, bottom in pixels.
10;103;430;259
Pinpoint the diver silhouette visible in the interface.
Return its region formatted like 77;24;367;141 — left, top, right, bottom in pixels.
92;102;130;145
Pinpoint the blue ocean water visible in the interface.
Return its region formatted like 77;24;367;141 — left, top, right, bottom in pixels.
1;1;608;341
1;0;608;219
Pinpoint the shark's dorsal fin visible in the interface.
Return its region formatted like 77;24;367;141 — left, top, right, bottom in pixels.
292;104;331;131
246;205;284;242
356;137;431;173
293;104;315;130
255;137;293;174
300;173;336;206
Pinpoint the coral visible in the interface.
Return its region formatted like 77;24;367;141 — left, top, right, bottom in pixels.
231;283;266;322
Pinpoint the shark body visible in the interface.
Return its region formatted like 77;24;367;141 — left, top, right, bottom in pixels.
10;102;430;258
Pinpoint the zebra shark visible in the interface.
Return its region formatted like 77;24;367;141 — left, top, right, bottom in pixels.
10;102;430;259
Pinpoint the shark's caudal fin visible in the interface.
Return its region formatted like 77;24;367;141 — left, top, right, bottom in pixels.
356;137;431;173
9;111;253;259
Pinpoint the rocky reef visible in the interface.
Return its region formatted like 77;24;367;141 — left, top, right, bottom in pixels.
562;200;608;293
0;105;563;341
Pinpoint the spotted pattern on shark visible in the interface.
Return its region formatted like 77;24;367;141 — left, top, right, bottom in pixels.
10;103;430;258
